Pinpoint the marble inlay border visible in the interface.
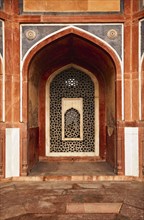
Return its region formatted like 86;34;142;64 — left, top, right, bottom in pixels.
0;20;5;122
139;19;144;120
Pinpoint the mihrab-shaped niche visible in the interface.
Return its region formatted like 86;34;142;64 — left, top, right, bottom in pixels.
64;108;80;139
62;98;83;141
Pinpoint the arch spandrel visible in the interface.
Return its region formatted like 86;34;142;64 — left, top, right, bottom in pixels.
21;24;123;62
22;27;122;81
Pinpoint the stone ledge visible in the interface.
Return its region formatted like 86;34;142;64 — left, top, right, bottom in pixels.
0;175;143;182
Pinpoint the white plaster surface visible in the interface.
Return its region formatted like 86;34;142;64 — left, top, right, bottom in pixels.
125;127;139;177
6;128;20;178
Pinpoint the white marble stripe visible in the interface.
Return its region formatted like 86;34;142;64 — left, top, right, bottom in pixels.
5;128;20;178
125;127;139;177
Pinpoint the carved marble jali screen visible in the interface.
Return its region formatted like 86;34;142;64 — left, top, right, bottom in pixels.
46;67;99;154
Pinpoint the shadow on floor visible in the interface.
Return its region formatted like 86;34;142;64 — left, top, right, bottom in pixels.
29;161;115;176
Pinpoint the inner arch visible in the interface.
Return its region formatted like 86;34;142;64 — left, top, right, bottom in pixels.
26;32;118;170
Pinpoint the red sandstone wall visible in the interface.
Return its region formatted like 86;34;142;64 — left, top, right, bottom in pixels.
0;0;143;177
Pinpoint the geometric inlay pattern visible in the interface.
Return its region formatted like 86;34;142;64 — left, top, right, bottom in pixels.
21;24;123;60
50;67;95;152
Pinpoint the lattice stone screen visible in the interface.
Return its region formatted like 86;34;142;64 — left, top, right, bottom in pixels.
49;68;95;152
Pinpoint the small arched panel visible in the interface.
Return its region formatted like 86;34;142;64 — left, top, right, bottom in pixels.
64;107;80;139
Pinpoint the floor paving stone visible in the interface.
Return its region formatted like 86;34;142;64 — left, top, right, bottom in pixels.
66;203;122;213
0;181;144;220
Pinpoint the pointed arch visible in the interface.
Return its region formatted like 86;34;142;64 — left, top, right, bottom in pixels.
22;26;122;77
22;25;122;68
21;26;122;122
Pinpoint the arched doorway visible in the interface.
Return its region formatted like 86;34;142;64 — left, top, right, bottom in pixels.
46;65;99;156
22;28;122;174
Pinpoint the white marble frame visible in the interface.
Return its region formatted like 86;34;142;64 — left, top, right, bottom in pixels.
0;20;5;122
62;98;83;141
139;19;144;120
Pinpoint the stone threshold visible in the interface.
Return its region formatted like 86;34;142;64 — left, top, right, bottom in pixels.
0;175;143;182
39;156;103;162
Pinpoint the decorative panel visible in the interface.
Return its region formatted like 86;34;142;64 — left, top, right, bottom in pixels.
21;24;123;60
23;0;121;13
140;19;144;121
49;67;95;153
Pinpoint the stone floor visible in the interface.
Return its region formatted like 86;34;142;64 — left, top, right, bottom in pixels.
0;180;144;220
29;161;115;176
